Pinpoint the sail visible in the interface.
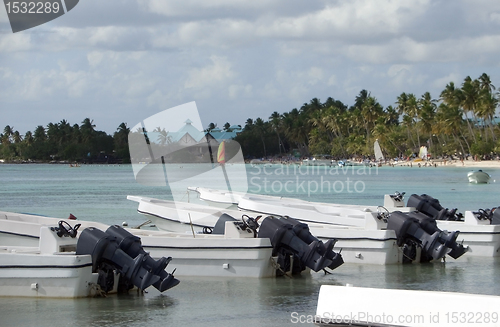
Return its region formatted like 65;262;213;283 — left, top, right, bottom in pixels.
374;140;384;162
419;146;428;160
217;141;226;164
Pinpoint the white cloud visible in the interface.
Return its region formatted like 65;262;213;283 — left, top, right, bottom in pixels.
63;71;88;97
2;0;500;134
0;33;31;52
432;73;462;90
228;84;252;99
185;56;234;89
87;51;105;67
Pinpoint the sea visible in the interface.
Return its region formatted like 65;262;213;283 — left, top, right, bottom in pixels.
0;163;500;327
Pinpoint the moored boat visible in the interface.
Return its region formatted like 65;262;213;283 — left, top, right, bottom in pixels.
316;284;500;327
189;188;500;258
0;210;343;277
127;195;467;265
467;170;491;183
0;222;179;297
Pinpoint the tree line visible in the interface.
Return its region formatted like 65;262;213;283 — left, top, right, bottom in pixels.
2;73;498;163
234;73;499;160
0;119;130;163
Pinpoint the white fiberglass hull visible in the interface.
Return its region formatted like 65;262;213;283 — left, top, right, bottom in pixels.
127;196;405;265
0;249;98;298
189;188;500;258
468;170;491;184
316;285;500;327
0;211;276;278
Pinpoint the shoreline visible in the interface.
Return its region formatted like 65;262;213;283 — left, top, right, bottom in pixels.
1;159;500;169
393;159;500;169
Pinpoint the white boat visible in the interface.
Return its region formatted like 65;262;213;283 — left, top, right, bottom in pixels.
301;158;336;166
189;188;500;258
128;195;401;264
0;226;99;298
127;195;469;265
0;210;343;277
0;220;179;297
468;170;491;183
243;192;500;258
316;284;500;327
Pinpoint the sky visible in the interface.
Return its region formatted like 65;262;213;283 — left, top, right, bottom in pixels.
1;0;500;135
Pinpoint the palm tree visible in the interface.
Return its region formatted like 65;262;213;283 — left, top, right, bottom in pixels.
23;131;33;146
2;125;14;144
269;111;284;155
435;103;468;155
360;96;383;142
477;91;498;142
33;125;47;142
460;76;480;142
254;118;267;157
206;123;217;132
157;128;172;145
418;92;437;154
80;118;96;144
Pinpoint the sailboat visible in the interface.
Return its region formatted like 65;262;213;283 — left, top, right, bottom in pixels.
418;145;428;161
374;139;384;165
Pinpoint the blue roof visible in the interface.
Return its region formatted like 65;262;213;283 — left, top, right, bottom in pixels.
144;119;240;145
210;131;239;140
169;119;206;142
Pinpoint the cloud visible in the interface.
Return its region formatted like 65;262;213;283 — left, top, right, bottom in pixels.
184;55;234;89
1;0;500;134
0;33;31;52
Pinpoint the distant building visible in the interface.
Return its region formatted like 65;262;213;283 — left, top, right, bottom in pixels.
145;119;241;146
134;120;242;162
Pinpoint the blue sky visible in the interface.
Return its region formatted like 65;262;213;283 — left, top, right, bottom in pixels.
1;0;500;135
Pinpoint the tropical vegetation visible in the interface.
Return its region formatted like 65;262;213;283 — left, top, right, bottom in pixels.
234;73;500;160
1;73;499;163
0;119;130;163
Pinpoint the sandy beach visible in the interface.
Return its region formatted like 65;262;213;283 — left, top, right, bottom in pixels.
393;158;500;169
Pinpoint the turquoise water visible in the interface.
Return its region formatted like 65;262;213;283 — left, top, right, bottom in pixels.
0;163;500;327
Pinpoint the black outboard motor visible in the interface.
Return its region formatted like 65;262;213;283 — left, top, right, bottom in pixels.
76;226;179;293
407;194;463;221
257;216;343;275
285;217;344;271
492;209;500;225
387;211;468;263
104;225;180;292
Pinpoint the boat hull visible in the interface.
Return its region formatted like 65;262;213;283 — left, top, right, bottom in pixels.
468;170;491;183
0;211;277;278
316;285;500;327
189;188;500;259
0;249;98;298
128;197;405;265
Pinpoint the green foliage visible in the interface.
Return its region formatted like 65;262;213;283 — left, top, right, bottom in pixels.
0;119;130;163
470;140;494;156
1;73;499;162
234;73;500;159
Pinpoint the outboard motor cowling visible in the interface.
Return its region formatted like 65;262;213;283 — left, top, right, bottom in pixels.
258;216;343;274
104;225;180;292
387;211;468;263
407;194;462;221
76;226;179;293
